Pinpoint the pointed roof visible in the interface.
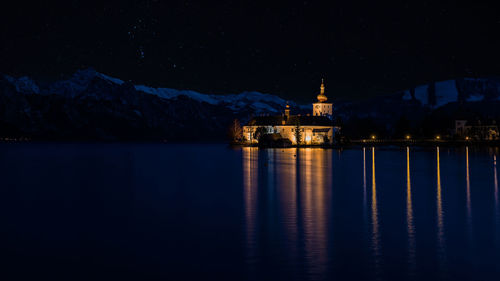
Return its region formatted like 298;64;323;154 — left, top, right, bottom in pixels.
317;78;327;102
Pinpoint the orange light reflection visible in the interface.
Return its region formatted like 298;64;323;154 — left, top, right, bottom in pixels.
371;147;381;273
406;147;416;273
436;147;446;268
243;147;259;265
466;147;471;225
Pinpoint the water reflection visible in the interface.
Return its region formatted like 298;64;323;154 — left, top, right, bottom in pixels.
371;147;381;274
363;147;367;220
267;149;275;192
242;148;331;279
495;155;498;245
299;148;330;279
243;147;259;267
406;147;416;274
276;148;298;266
240;146;499;280
495;155;498;209
436;147;446;271
466;147;472;224
5;144;500;280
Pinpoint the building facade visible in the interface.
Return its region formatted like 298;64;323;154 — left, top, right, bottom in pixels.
312;79;333;117
455;119;499;140
243;80;339;145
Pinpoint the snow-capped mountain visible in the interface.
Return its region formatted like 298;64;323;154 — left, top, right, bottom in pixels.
3;75;40;94
3;68;296;114
0;68;308;141
2;68;499;141
401;78;500;108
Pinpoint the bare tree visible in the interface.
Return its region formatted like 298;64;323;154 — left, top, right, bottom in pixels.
228;119;242;143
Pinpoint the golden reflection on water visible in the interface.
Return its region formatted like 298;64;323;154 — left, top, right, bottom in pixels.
406;147;416;273
466;147;471;222
241;146;500;278
436;147;446;268
243;147;259;264
242;147;331;278
276;148;298;259
300;148;330;279
363;147;367;217
371;147;381;270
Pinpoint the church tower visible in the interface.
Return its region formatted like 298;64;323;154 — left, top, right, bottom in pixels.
312;79;333;117
284;104;290;119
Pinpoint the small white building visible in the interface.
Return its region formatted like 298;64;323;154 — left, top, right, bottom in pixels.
455;119;499;140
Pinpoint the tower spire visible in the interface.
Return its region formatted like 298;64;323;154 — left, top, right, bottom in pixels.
284;102;290;121
317;78;327;102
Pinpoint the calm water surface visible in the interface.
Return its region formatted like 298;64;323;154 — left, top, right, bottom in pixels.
0;144;499;280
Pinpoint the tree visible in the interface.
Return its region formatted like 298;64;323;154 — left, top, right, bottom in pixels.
253;127;268;141
323;134;330;144
228;119;242;142
294;121;302;145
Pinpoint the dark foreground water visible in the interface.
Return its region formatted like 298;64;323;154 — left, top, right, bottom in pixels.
0;144;499;280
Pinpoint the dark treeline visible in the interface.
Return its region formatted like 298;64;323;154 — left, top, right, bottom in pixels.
340;100;500;140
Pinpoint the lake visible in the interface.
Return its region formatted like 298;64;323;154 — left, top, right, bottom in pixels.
0;144;498;280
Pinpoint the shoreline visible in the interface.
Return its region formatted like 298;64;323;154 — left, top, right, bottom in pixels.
233;139;500;148
0;140;498;148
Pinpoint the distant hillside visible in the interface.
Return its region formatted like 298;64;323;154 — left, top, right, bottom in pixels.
0;69;304;141
1;69;499;141
336;78;500;139
3;68;303;115
400;78;500;108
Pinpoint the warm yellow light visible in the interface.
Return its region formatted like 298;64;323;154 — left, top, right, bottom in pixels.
435;135;441;140
305;135;311;142
406;135;411;140
465;136;469;140
371;135;376;140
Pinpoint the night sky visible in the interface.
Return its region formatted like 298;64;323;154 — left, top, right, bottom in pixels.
1;0;500;101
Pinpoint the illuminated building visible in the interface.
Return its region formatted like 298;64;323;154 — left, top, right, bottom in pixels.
312;79;333;117
242;80;340;145
455;119;499;140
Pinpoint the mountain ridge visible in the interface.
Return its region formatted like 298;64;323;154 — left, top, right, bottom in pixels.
3;68;303;114
2;68;500;140
5;68;500;111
